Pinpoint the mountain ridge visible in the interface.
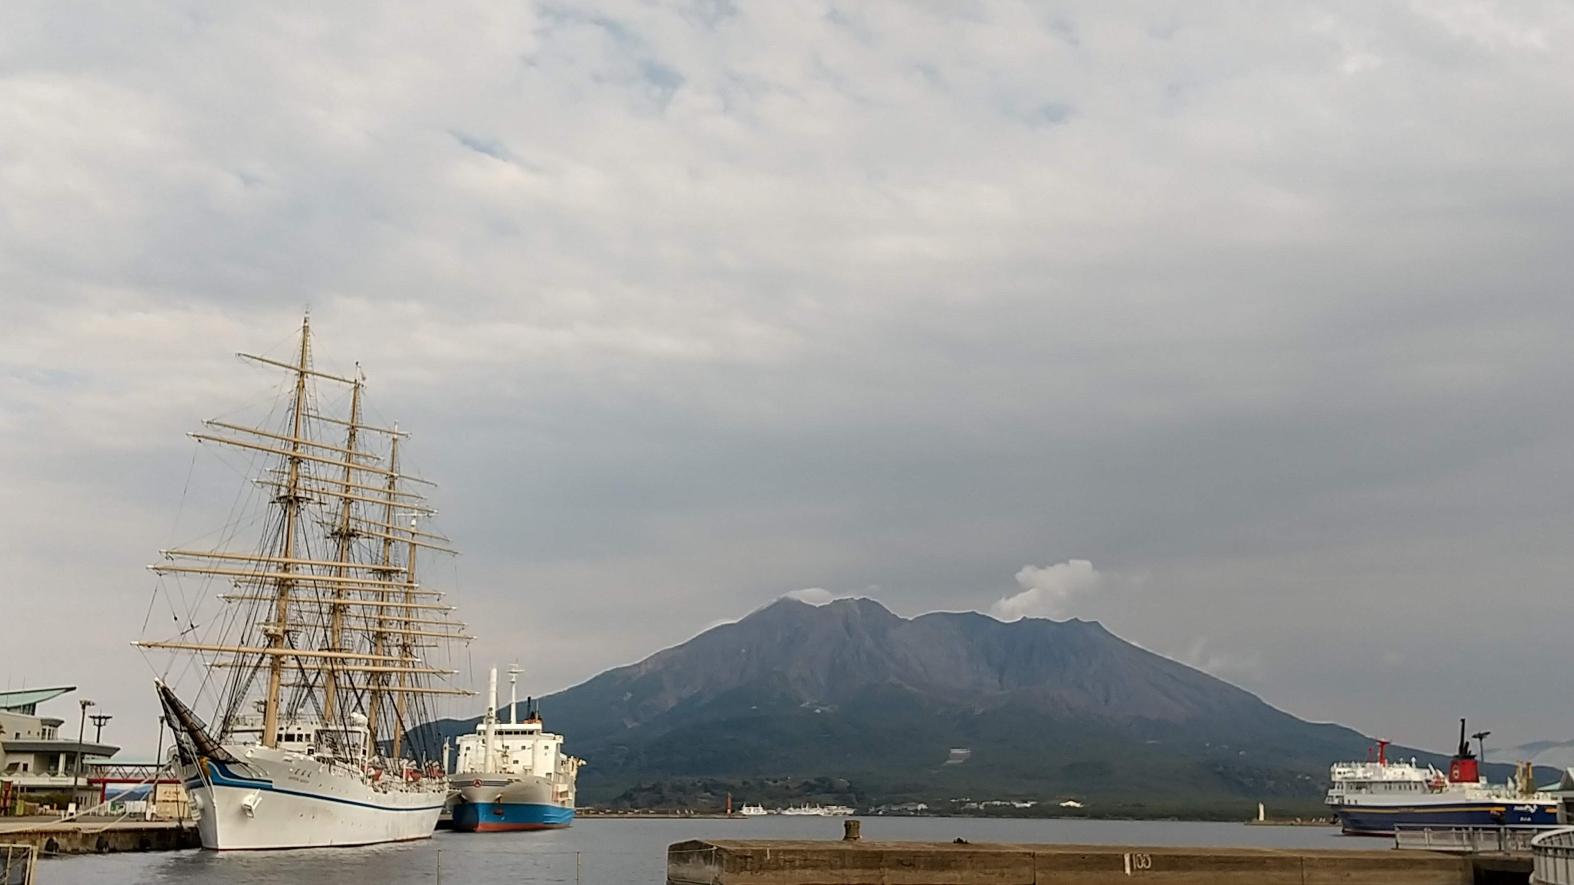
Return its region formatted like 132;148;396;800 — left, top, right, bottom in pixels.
413;596;1521;810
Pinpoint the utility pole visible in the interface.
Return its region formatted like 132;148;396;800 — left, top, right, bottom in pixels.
89;714;112;743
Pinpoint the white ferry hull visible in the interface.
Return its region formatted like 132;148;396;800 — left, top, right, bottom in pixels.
183;748;445;850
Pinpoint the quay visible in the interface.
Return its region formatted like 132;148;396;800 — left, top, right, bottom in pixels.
667;834;1517;885
0;817;197;856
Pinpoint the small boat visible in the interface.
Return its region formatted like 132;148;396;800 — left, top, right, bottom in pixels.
448;665;583;832
1325;719;1558;835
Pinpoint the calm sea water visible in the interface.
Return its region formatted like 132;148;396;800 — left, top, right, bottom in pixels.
40;816;1361;884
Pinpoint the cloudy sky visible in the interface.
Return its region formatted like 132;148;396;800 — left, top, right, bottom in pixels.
4;1;1574;758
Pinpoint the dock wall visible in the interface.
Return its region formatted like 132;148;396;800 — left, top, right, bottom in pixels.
668;839;1477;885
0;819;199;856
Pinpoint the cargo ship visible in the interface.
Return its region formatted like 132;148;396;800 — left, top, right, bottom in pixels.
448;665;582;832
1325;719;1557;835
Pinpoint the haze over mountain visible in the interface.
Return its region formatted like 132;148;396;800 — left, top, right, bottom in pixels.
420;597;1506;810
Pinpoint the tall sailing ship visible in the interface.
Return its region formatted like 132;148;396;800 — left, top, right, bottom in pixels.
135;316;476;850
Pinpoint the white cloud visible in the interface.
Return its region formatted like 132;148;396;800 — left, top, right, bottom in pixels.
989;559;1103;621
784;587;837;606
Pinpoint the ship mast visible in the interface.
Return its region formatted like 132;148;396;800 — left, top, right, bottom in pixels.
509;663;520;726
260;315;313;749
366;430;403;752
321;370;364;727
484;665;498;770
390;506;419;760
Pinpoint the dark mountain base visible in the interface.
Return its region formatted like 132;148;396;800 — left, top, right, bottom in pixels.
594;774;1332;821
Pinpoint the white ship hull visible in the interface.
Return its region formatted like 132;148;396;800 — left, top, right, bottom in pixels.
182;745;445;850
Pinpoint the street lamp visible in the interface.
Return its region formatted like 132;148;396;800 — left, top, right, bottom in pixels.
89;714;112;743
72;699;96;799
153;715;168;779
150;715;169;821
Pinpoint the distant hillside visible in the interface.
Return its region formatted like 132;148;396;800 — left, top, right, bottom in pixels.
1505;739;1574;775
412;597;1522;813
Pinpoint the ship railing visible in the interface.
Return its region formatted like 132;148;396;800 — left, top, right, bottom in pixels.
1394;823;1548;855
1531;827;1574;884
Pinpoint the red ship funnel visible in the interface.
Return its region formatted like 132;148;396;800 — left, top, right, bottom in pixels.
1377;740;1390;766
1448;717;1479;783
1450;757;1480;783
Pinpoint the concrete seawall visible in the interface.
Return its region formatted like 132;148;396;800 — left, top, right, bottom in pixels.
0;819;199;856
667;839;1480;885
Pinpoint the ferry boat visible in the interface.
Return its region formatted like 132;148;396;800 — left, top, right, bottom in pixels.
779;804;855;816
448;665;582;832
138;317;474;849
1325;719;1557;835
739;803;767;816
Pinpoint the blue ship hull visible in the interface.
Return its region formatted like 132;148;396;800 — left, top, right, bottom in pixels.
450;800;574;832
1335;801;1558;835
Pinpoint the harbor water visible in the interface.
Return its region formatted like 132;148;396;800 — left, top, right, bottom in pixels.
40;815;1362;884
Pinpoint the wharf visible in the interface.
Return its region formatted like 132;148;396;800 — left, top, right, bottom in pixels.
0;817;198;856
667;837;1507;885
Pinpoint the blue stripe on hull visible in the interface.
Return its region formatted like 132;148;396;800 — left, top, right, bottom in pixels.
198;760;444;812
1335;803;1558;835
450;801;574;832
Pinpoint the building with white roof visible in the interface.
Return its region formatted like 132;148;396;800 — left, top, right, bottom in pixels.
0;686;120;812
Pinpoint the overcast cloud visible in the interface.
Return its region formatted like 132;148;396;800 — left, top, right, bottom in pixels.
4;1;1574;757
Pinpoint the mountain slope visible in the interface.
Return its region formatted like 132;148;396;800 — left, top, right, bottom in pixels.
414;597;1494;809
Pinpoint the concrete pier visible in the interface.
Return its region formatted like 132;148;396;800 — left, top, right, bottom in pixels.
0;818;198;856
667;838;1483;885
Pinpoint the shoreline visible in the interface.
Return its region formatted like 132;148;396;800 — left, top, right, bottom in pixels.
577;811;1336;825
